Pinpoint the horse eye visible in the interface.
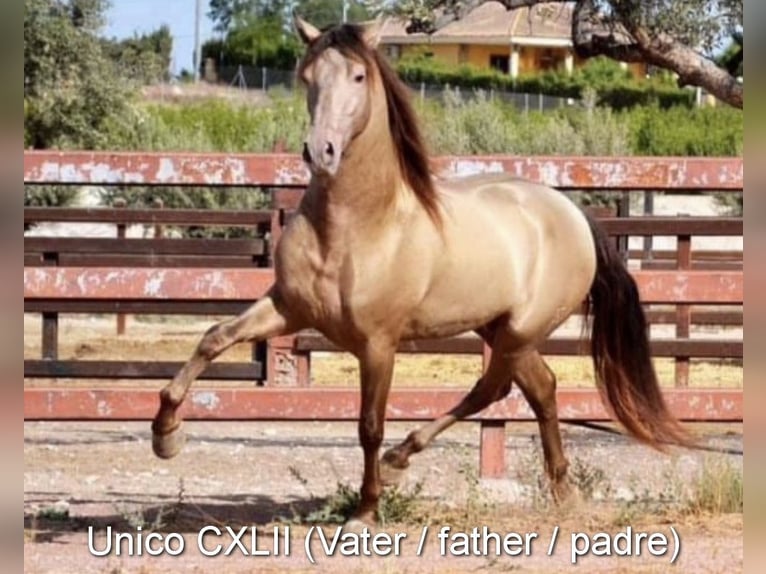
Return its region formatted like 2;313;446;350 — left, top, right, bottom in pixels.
354;73;365;83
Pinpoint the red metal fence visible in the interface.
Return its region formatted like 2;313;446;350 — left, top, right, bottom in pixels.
24;151;743;477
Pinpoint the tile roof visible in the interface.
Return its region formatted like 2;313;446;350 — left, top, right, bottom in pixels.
380;2;574;46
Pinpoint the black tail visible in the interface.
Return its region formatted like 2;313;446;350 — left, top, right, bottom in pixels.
584;214;693;449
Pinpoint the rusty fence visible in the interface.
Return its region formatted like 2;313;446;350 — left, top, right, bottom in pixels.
23;151;743;478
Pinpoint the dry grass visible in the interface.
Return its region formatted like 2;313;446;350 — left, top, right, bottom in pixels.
24;315;742;389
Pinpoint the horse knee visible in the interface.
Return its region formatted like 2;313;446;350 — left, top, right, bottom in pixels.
198;323;230;360
359;412;383;450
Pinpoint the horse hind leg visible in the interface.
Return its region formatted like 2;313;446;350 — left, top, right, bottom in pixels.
512;349;575;504
380;325;513;485
152;292;298;459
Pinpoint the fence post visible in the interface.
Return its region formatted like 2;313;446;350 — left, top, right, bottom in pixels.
616;193;630;260
642;191;654;261
262;66;267;92
675;232;692;387
264;187;308;386
479;421;506;479
114;197;127;335
40;250;59;360
152;197;164;238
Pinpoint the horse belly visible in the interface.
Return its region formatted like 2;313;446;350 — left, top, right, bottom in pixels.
401;243;521;339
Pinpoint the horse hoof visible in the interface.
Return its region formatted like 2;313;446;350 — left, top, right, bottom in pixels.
380;449;408;487
152;425;185;459
343;518;373;534
552;480;581;508
380;459;407;487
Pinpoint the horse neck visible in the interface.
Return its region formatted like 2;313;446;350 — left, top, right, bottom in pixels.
309;89;403;230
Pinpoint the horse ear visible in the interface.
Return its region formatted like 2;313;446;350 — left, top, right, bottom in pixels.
360;14;384;49
293;11;321;44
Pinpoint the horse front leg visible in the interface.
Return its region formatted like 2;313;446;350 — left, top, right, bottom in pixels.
152;289;300;459
348;339;396;528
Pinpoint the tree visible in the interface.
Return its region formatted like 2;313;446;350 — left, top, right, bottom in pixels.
397;0;743;109
298;0;371;29
717;32;742;77
24;0;135;207
24;0;134;149
204;0;298;69
208;0;259;33
102;25;174;83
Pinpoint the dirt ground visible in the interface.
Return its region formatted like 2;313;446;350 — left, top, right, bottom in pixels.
24;419;742;573
24;316;743;573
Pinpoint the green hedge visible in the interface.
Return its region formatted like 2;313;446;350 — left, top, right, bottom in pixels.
395;57;695;109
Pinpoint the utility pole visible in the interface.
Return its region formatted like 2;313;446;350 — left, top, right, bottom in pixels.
194;0;202;82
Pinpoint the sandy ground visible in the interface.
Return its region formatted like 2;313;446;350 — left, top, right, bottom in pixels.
24;419;742;573
24;316;743;572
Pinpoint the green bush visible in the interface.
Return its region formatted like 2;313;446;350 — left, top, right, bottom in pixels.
396;56;695;109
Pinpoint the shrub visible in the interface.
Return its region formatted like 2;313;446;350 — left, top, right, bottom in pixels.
396;56;695;109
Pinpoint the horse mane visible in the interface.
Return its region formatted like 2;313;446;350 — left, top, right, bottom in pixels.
299;24;441;225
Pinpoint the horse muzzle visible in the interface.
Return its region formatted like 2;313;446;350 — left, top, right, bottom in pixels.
302;139;341;177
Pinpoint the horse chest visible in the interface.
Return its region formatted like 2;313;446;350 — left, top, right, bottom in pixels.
277;244;342;319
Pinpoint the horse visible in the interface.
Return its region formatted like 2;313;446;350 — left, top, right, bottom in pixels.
150;15;691;528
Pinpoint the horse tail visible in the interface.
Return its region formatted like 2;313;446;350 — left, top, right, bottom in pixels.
583;214;693;449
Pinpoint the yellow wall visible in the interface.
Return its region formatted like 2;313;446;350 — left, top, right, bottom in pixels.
400;44;460;66
517;46;569;74
400;44;511;69
394;42;649;78
466;45;511;69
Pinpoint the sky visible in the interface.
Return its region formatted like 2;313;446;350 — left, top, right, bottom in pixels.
104;0;217;75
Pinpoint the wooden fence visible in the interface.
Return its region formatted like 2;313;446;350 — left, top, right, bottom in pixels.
23;151;743;477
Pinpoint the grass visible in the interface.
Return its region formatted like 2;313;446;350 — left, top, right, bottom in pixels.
279;466;426;526
686;456;743;515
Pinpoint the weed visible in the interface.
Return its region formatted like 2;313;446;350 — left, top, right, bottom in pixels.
281;466;425;526
36;505;69;522
568;457;613;502
686;456;743;515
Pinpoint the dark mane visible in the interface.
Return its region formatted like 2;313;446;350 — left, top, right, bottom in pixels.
299;24;441;225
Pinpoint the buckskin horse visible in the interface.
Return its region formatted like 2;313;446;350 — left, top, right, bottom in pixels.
151;15;690;527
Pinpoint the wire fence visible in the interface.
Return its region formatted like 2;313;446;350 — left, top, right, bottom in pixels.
210;65;577;110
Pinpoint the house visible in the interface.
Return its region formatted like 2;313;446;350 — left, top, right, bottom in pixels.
380;2;647;79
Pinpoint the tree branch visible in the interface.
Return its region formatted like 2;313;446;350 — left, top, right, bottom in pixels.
411;0;743;108
571;0;743;108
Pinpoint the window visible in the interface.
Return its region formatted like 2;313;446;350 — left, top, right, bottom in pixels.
489;54;509;74
538;48;560;71
458;44;469;64
386;45;401;60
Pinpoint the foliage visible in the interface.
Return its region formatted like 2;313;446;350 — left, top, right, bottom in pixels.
101;25;173;83
96;97;306;226
393;0;743;108
88;87;740;215
24;0;135;149
293;481;424;525
686;456;743;515
298;0;371;29
396;56;695;109
419;86;630;157
625;103;743;156
24;0;138;208
717;32;743;77
204;0;301;70
203;0;371;71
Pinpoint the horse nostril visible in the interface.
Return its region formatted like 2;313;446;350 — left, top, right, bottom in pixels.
324;141;334;157
302;142;312;164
